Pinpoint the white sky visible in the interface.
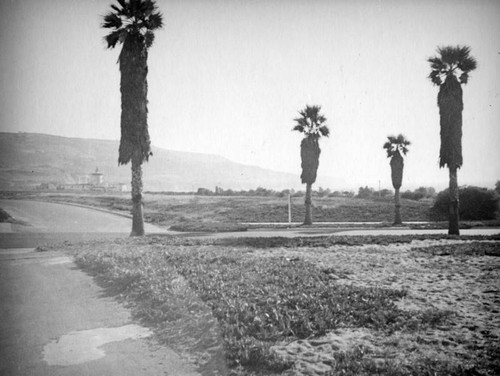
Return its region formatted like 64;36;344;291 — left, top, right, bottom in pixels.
1;0;499;191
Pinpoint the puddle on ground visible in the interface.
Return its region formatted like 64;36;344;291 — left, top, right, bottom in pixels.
43;324;152;366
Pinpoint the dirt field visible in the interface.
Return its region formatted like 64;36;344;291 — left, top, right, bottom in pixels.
255;239;500;375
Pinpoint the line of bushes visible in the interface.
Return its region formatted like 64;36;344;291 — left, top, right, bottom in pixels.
430;186;499;221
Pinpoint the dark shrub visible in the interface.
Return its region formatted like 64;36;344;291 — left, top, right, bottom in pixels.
357;186;375;198
401;187;436;201
430;186;499;220
0;208;12;222
401;190;425;200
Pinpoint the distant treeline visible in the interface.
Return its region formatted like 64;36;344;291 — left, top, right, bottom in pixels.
147;186;355;197
146;185;438;199
357;186;437;200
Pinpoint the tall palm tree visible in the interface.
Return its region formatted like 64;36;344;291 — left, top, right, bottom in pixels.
292;105;330;225
428;45;477;235
102;0;163;236
383;134;410;225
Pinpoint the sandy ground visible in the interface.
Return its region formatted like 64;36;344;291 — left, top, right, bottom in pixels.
248;239;500;375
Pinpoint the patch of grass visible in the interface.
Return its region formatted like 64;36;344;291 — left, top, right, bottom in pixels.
74;248;199;324
414;242;500;257
57;237;500;375
71;240;455;373
327;347;483;376
154;234;500;248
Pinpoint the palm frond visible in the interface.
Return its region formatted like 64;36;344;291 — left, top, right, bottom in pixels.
438;46;460;65
455;45;471;61
427;57;446;72
383;140;392;150
293;117;307;127
319;125;330;137
139;0;155;16
458;56;477;73
428;70;442;86
317;115;327;124
111;4;123;14
386;135;397;144
304;105;321;121
395;134;409;144
292;124;305;133
102;12;123;29
144;30;155;48
104;30;122;48
130;0;138;14
147;12;164;30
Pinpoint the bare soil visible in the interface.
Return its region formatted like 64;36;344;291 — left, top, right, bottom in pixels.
253;239;500;375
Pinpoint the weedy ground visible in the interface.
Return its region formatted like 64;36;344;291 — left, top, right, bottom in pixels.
46;234;500;376
1;192;435;231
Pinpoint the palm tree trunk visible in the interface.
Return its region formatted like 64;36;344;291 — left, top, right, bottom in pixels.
304;183;313;225
130;157;145;236
394;187;402;225
448;166;460;235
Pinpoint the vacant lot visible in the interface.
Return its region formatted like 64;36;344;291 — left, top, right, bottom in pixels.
50;234;500;376
1;191;433;229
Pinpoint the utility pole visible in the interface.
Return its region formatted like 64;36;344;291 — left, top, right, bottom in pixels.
288;190;292;227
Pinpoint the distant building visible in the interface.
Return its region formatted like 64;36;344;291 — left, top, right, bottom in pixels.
90;168;104;186
38;167;127;192
77;175;90;184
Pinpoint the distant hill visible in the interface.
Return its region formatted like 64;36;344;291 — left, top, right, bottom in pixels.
0;132;339;192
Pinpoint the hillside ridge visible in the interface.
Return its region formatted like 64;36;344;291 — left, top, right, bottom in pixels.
0;132;328;191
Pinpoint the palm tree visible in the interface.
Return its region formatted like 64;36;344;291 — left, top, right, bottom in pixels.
292;105;330;225
102;0;163;236
428;45;477;235
383;134;410;225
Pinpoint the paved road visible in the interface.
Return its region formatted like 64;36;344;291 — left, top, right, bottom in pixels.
0;199;170;248
0;199;167;233
0;199;200;376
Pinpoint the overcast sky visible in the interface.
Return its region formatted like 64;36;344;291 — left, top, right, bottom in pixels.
1;0;499;191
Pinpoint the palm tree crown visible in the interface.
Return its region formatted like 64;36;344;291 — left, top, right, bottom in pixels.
383;134;410;158
292;105;330;139
428;45;477;86
102;0;163;50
